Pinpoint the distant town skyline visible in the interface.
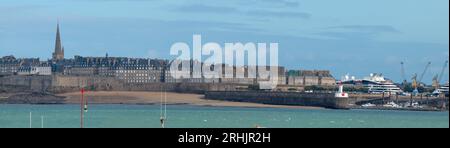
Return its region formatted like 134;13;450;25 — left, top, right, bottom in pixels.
0;0;448;83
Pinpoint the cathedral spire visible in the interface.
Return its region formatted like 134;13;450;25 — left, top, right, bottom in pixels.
53;20;64;61
55;21;62;52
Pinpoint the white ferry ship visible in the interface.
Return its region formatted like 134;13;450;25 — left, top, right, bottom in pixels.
340;73;403;94
440;83;449;95
432;82;449;96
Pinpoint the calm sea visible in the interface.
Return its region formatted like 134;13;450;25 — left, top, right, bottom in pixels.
0;104;448;128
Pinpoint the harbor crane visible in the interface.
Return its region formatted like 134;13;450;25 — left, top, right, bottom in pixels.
433;60;449;90
401;62;407;85
437;61;448;85
418;62;431;85
412;62;431;95
412;73;418;95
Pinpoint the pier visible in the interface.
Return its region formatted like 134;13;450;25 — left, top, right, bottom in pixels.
205;91;349;109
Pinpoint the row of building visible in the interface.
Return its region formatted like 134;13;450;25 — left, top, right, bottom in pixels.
0;56;52;76
0;22;337;88
0;54;336;87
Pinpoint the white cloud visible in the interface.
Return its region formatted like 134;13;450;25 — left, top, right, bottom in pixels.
384;56;400;64
147;49;163;59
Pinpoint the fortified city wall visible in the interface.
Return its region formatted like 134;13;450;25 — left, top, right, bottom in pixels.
0;75;247;94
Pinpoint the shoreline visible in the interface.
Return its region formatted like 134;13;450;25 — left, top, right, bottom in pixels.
1;91;447;111
350;106;447;112
57;91;324;110
2;102;447;112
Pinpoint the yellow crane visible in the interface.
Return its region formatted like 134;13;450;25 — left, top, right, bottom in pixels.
412;73;418;95
433;61;449;90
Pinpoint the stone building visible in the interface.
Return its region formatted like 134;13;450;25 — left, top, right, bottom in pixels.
62;55;166;84
0;56;49;76
17;66;52;76
286;70;335;86
0;56;20;76
164;60;286;86
115;64;163;83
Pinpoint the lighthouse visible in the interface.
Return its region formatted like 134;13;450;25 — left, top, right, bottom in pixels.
335;83;349;98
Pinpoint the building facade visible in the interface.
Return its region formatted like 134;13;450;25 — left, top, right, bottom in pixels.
165;62;286;87
0;56;20;76
286;70;336;86
17;66;52;76
61;55;166;84
0;56;50;76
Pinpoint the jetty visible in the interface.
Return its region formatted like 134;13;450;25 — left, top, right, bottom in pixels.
205;91;349;109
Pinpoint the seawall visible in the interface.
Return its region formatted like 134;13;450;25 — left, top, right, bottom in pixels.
205;91;349;109
0;75;248;94
0;75;52;92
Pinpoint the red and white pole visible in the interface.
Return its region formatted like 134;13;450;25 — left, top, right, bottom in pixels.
80;88;84;128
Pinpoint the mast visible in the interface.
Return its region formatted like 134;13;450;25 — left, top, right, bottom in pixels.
160;85;166;128
29;112;32;128
160;86;163;118
41;116;44;128
164;88;167;119
80;88;84;128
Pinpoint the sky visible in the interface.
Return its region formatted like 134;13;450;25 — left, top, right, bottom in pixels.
0;0;448;83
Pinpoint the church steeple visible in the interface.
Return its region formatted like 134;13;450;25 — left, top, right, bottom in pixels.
52;21;64;61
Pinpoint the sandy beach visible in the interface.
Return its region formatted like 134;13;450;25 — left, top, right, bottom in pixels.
59;91;322;109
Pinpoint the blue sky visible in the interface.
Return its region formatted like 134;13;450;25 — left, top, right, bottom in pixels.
0;0;448;83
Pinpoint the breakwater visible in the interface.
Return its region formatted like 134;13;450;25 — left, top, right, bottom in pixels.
205;91;349;109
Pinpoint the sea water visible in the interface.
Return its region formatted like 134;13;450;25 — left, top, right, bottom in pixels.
0;104;448;128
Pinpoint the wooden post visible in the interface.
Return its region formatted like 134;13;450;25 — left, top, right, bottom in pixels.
410;94;413;107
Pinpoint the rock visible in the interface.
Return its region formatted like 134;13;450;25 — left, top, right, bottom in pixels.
0;92;65;104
